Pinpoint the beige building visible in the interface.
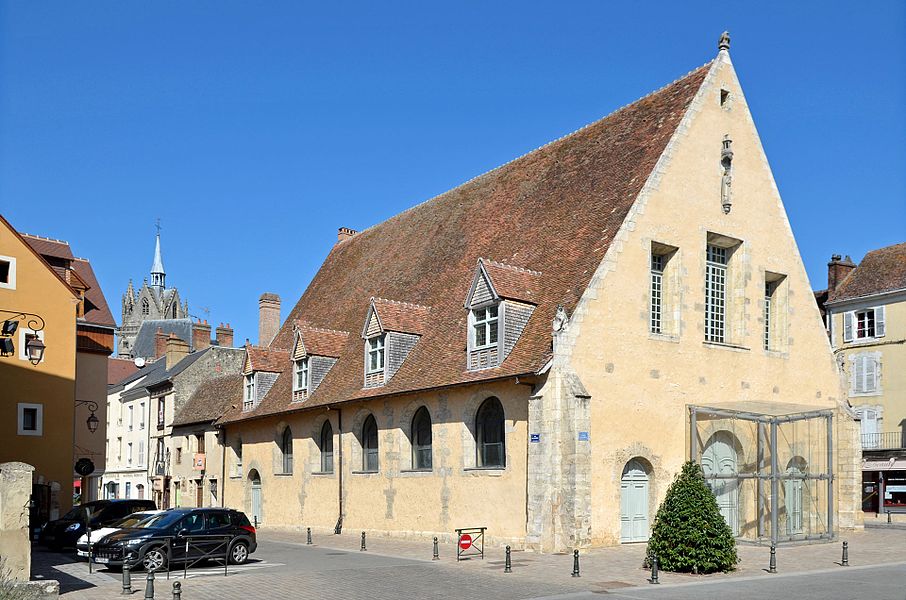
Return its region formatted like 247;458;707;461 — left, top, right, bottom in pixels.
218;36;861;551
819;244;906;515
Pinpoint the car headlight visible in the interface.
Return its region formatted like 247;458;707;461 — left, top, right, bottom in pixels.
124;538;146;546
65;523;81;532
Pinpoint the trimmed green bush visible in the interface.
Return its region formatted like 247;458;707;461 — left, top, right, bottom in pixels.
645;461;738;573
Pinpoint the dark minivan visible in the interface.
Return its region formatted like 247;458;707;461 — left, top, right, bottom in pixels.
92;508;256;571
39;499;156;550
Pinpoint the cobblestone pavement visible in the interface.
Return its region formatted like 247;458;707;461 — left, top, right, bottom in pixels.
31;526;906;599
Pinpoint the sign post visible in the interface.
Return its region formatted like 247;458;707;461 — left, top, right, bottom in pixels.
455;527;485;561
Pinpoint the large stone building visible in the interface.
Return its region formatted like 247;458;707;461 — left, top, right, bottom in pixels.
215;36;861;551
818;243;906;516
118;231;190;358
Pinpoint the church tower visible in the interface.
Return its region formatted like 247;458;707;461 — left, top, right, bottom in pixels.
117;226;191;358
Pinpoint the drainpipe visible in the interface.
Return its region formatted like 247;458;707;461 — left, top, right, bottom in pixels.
219;425;226;507
334;406;344;534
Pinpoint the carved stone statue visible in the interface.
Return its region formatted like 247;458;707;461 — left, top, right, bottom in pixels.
718;31;731;52
552;305;569;333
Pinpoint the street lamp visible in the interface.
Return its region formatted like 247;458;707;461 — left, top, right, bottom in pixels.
0;310;47;366
76;400;100;434
26;335;46;366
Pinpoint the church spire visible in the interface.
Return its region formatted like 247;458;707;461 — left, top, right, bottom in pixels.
150;221;166;290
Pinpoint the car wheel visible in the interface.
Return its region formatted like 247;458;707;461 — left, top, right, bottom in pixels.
229;542;249;565
142;547;167;572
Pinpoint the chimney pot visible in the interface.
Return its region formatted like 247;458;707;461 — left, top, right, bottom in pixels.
165;334;190;370
192;319;212;352
337;227;358;243
827;253;856;292
259;293;281;347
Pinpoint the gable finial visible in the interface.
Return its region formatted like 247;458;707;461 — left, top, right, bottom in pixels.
718;31;731;52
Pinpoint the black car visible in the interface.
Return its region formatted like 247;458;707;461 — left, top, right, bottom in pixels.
92;508;257;571
39;499;157;550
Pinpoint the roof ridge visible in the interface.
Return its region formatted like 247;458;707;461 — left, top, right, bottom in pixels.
20;232;71;245
343;59;715;242
372;297;432;311
481;258;542;276
294;320;351;336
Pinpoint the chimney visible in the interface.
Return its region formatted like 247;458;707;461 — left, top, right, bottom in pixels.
192;319;212;351
215;322;234;347
337;227;358;244
165;334;190;370
827;254;856;292
154;327;167;360
258;293;281;347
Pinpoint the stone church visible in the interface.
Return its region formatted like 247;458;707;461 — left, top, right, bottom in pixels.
118;231;190;358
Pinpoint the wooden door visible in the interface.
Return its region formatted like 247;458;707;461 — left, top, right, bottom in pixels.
702;434;739;535
620;460;650;543
249;471;262;524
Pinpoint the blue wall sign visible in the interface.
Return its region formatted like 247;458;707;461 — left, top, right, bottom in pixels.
530;433;541;443
578;431;590;441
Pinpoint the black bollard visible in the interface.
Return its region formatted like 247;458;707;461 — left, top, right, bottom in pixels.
306;527;312;545
144;570;155;599
172;582;181;600
504;546;512;573
361;531;367;551
842;541;849;567
432;537;439;561
650;556;660;584
571;549;580;578
122;562;132;595
254;515;258;529
769;543;777;574
888;511;892;524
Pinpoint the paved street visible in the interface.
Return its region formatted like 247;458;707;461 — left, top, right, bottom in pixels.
31;527;906;600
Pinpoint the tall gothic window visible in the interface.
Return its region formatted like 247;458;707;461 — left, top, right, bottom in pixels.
476;397;505;467
362;415;378;472
281;427;293;474
320;421;334;473
411;407;432;470
141;298;150;316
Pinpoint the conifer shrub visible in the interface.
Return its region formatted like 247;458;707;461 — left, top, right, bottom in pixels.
645;461;738;573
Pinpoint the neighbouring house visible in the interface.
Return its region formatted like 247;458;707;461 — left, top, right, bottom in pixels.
21;233;116;503
0;215;79;527
215;35;861;551
817;243;906;516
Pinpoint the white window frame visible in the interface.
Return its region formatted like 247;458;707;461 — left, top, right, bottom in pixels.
366;335;385;374
650;254;664;334
704;244;728;343
17;402;43;436
471;304;500;350
128;405;134;431
243;373;256;410
0;254;16;290
293;358;310;392
844;306;886;343
18;328;45;363
850;353;881;396
139;402;145;430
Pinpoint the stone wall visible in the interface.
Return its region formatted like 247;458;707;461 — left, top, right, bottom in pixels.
0;462;34;582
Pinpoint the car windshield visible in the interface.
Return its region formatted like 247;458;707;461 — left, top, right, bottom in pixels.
138;512;185;530
61;504;104;521
113;513;157;529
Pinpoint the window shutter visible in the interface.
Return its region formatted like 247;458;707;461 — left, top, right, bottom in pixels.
864;356;877;393
852;356;864;393
875;306;886;337
843;311;853;342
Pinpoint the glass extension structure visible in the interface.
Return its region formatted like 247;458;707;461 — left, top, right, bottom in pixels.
690;402;834;544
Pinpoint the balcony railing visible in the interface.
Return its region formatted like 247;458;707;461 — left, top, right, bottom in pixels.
862;432;906;450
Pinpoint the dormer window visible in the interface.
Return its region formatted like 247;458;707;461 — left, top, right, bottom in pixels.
293;358;309;393
472;305;499;348
243;374;255;411
366;335;385;373
290;322;346;400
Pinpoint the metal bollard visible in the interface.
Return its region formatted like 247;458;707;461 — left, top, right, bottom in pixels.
361;531;367;551
769;543;777;574
504;546;512;573
172;582;181;600
144;570;155;599
254;516;258;529
432;537;439;561
650;556;660;584
571;549;580;577
888;511;892;524
306;527;312;545
122;562;132;595
841;541;849;567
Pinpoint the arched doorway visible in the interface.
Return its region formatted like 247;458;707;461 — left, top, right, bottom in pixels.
620;459;650;543
785;457;807;535
248;469;262;524
702;432;740;535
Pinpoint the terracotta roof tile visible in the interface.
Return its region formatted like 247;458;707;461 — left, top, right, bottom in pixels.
829;242;906;302
220;61;711;424
370;298;431;335
246;346;290;373
294;321;349;357
481;259;542;304
108;357;140;386
173;374;244;427
73;258;116;328
20;234;74;259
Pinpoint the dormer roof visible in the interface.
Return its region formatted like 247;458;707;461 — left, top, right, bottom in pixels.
293;321;349;359
362;298;431;338
465;258;541;308
244;346;290;374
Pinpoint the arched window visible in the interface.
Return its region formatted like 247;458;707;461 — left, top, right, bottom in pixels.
141;298;150;316
320;421;334;473
362;415;378;472
476;397;505;467
281;427;293;474
171;303;177;318
411;407;432;470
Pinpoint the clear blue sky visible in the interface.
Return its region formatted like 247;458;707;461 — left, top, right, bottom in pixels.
1;2;904;348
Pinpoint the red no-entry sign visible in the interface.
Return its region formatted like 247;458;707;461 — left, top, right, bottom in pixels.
459;534;472;550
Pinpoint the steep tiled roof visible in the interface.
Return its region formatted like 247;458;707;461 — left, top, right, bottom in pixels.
829;242;906;303
295;322;349;358
72;258;116;327
220;61;712;424
246;346;289;373
173;374;243;427
480;259;542;304
370;298;431;335
20;233;74;259
108;357;141;386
